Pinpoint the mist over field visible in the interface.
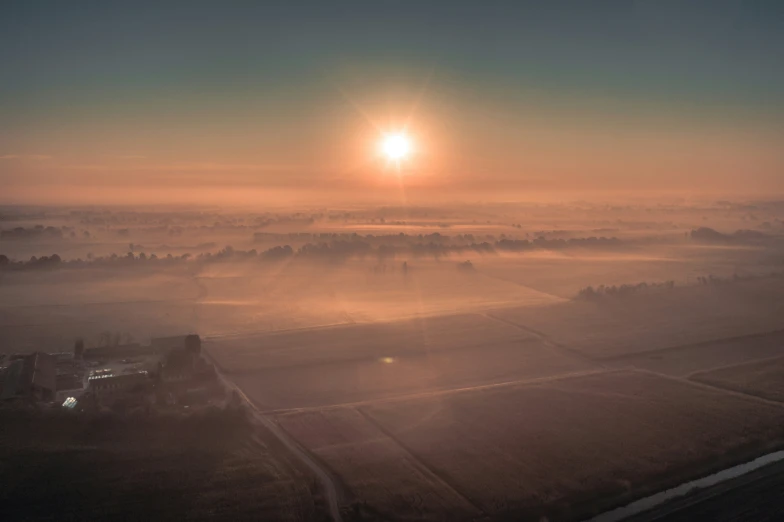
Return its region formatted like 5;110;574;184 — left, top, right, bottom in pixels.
5;1;784;521
3;200;782;352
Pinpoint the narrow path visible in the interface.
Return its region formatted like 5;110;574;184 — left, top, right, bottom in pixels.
355;407;486;517
685;353;784;380
196;272;344;522
262;368;616;415
483;312;602;368
208;354;346;522
476;271;567;301
635;368;784;410
601;328;784;364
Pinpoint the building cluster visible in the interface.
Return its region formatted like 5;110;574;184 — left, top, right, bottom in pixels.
0;333;223;411
0;352;56;401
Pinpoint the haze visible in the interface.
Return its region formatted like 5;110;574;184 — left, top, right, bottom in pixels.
3;3;784;522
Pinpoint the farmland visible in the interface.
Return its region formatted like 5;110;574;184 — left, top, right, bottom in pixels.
607;330;784;377
0;258;561;354
276;408;480;521
208;313;535;372
231;335;592;410
4;202;784;520
489;278;784;359
476;244;781;299
691;356;784;403
0;408;323;521
208;312;594;410
277;371;784;521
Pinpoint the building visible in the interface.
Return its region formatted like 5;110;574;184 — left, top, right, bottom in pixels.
74;338;85;360
88;371;150;405
151;334;201;355
1;352;56;401
55;373;85;403
152;334;219;405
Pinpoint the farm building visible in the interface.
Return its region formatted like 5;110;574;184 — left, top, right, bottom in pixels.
151;334;201;354
55;373;85;403
89;371;150;405
0;352;56;401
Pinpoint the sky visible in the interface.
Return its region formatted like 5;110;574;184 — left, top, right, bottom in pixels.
2;1;783;205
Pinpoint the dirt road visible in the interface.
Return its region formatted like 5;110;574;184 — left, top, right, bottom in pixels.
208;355;346;522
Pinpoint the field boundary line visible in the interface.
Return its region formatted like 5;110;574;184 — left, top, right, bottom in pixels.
600;328;784;363
686;353;784;380
265;368;619;415
631;368;784;410
482;312;603;367
475;271;568;301
354;407;486;517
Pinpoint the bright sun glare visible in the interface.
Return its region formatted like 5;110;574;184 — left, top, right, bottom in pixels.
381;133;412;161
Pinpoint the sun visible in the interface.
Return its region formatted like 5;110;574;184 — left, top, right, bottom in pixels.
381;133;412;161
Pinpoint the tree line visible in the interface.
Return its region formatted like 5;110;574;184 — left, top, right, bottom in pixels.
0;233;630;271
576;271;784;300
576;281;676;300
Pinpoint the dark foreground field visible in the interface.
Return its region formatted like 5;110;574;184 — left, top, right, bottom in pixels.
0;408;324;522
276;370;784;522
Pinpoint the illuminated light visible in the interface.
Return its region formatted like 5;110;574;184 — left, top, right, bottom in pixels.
381;133;411;161
380;356;395;364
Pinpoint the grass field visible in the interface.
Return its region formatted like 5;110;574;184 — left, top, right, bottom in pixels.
691;356;784;403
0;409;322;522
490;279;784;359
277;371;784;521
607;330;784;377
